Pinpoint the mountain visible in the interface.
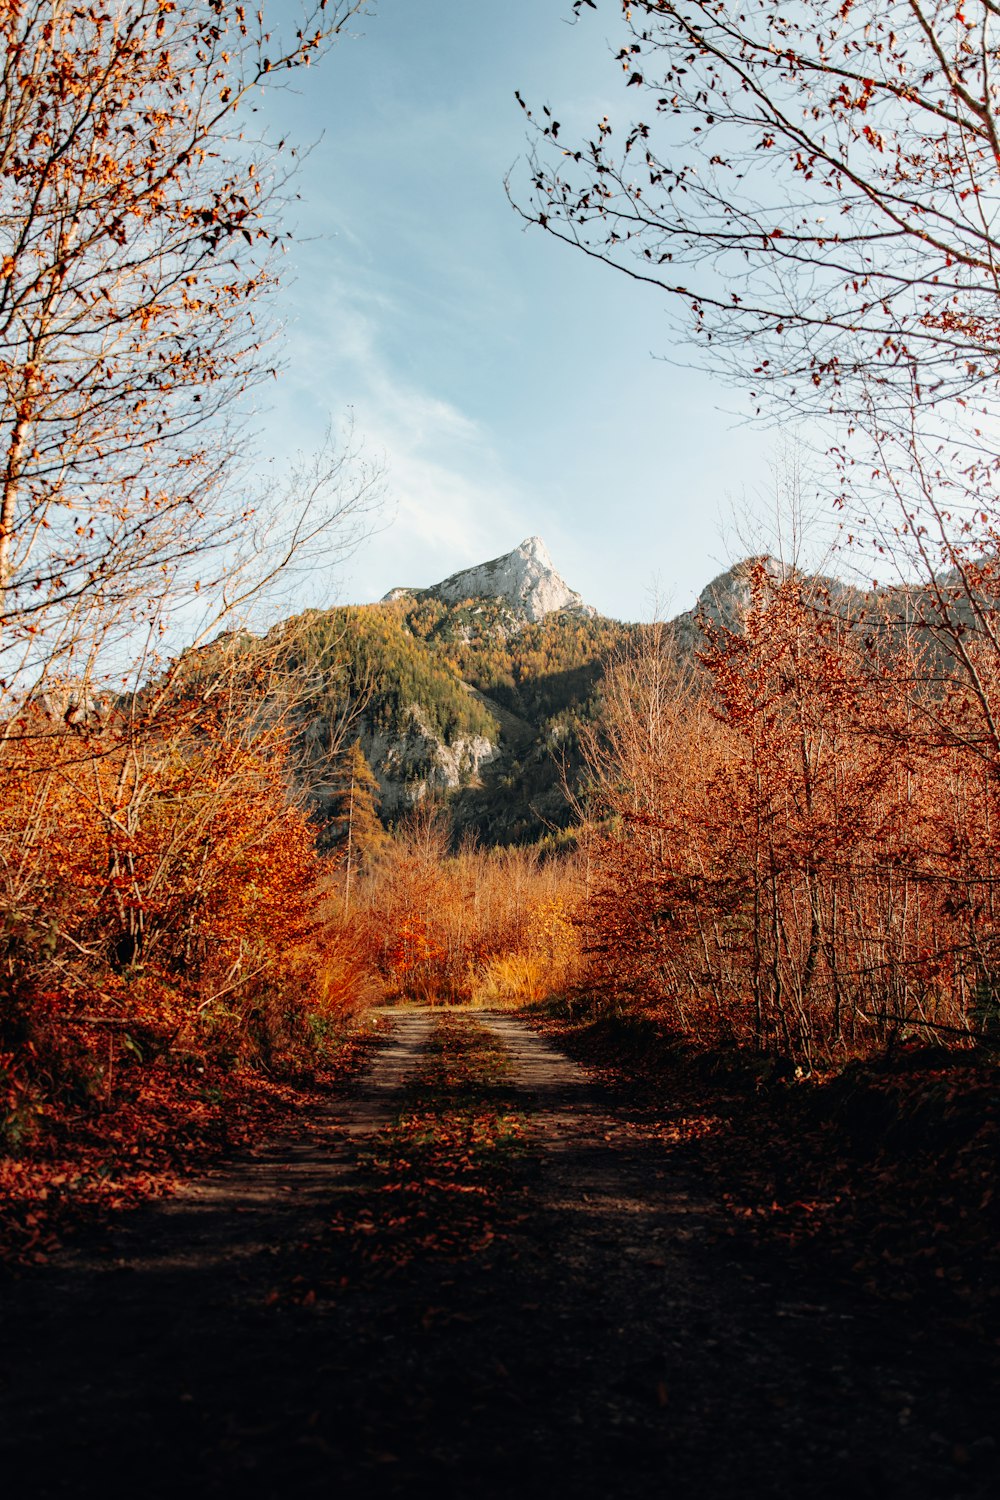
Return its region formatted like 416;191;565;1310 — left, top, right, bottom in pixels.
669;555;865;653
253;539;953;850
260;539;617;845
383;536;596;624
278;543;867;848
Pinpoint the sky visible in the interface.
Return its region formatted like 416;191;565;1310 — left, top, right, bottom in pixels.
251;0;786;623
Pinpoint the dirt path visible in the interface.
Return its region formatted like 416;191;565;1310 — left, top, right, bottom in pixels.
56;1010;436;1277
1;1009;996;1499
475;1013;1000;1498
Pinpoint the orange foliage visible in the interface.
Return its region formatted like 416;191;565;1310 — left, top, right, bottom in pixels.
582;568;1000;1063
354;805;584;1007
0;694;367;1172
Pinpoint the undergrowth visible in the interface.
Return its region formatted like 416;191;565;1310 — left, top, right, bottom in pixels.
0;1012;388;1270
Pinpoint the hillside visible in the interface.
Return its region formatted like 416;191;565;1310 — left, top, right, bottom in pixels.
255;537;962;849
270;543;628;844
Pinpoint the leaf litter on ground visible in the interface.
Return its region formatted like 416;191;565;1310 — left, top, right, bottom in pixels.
535;1011;1000;1340
292;1013;537;1301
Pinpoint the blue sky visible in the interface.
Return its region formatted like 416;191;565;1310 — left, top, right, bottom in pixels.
253;0;784;622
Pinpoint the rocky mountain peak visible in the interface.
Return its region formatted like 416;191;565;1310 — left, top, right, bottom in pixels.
422;536;595;623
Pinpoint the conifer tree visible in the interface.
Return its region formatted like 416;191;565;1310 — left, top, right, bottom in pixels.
325;742;383;912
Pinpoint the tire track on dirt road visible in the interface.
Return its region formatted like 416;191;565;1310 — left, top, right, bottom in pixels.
69;1008;437;1273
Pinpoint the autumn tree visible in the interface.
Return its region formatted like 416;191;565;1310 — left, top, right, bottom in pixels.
0;0;367;705
518;2;1000;413
517;3;1000;1027
0;3;389;1157
322;740;384;909
516;3;1000;674
577;568;997;1058
349;801;585;1008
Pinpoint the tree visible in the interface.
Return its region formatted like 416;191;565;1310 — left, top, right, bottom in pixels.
323;740;384;910
517;2;1000;847
0;2;388;1140
517;1;1000;418
579;574;981;1057
0;0;367;704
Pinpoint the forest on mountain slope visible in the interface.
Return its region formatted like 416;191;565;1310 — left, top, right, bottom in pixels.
249;592;630;848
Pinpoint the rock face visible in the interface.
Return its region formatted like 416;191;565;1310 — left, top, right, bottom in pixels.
670;556;790;651
671;555;863;655
360;710;500;815
424;536;595;623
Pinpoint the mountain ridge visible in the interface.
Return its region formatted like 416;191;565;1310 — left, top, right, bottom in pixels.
258;538;954;850
297;541;874;846
382;536;596;624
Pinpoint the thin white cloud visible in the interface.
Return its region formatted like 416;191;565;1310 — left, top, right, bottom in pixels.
264;258;533;602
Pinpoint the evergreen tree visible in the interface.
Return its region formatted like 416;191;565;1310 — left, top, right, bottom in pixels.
324;743;384;912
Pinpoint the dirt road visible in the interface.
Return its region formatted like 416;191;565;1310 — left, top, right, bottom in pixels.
0;1008;996;1499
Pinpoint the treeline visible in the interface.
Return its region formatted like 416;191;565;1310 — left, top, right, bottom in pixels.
275;605;499;745
404;595;625;722
0;0;378;1186
581;564;1000;1065
349;805;583;1008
